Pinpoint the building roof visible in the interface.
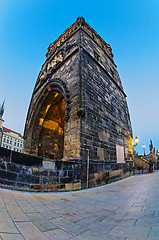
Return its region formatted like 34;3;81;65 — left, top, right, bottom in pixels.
1;126;23;139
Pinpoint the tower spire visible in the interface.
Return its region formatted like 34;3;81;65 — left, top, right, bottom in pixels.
0;100;5;121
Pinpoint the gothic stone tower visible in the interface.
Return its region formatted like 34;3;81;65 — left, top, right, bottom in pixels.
24;17;134;164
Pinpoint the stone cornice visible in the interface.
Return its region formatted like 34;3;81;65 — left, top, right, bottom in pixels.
46;17;115;65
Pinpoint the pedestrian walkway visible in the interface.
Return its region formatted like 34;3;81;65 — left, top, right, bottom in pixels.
0;171;159;240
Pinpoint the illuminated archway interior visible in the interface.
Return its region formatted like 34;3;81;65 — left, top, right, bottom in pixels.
38;91;65;159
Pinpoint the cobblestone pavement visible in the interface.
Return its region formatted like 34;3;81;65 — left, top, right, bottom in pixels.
1;171;159;239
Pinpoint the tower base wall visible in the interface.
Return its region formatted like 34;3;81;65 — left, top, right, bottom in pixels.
0;147;133;192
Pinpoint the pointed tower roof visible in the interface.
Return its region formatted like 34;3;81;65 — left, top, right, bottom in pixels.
0;101;5;121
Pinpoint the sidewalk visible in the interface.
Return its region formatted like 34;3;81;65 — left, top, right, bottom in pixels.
0;171;159;240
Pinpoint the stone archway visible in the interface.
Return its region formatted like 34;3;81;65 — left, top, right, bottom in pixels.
37;90;65;159
24;79;70;158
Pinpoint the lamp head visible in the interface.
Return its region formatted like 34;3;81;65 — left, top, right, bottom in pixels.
135;137;139;145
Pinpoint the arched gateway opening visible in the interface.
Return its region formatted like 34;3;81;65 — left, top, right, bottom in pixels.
37;90;65;159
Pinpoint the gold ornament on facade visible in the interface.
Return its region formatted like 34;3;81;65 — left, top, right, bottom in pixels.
47;55;63;71
40;71;47;80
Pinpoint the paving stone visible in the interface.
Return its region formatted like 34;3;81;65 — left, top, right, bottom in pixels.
44;229;79;240
15;222;49;240
124;210;154;219
149;225;159;238
76;217;98;227
51;217;75;226
26;213;58;232
102;216;136;226
0;233;25;240
60;223;86;236
108;225;150;238
154;210;159;217
1;193;17;206
78;230;126;240
0;212;11;222
126;237;158;240
77;218;115;234
0;199;6;211
51;216;87;235
16;200;37;213
0;221;19;234
35;205;61;220
6;205;29;222
135;217;159;226
55;209;84;222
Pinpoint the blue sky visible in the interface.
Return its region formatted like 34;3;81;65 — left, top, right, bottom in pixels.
0;0;159;154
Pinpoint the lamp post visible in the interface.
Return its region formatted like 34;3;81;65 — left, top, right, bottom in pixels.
133;137;139;174
134;136;139;147
143;144;145;155
133;136;139;157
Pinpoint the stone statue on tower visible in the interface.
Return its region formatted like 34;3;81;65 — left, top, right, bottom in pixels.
149;139;153;153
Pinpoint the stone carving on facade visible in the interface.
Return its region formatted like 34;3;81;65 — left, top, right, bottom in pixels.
40;71;47;80
46;17;114;62
77;16;85;26
106;44;114;58
47;54;63;71
47;23;78;57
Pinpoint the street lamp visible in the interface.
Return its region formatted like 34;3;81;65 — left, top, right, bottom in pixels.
143;144;145;155
134;136;139;147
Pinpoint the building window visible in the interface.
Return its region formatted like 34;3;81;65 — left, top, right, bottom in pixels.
14;142;16;146
9;146;11;150
10;140;12;144
3;144;5;147
20;144;22;148
7;139;9;143
3;138;6;142
17;143;19;147
6;145;8;149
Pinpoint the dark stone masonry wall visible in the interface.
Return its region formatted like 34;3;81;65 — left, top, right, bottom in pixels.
80;30;133;161
0;147;133;191
0;147;81;191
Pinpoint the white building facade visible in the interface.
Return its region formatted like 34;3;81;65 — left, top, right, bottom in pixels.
0;127;24;152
